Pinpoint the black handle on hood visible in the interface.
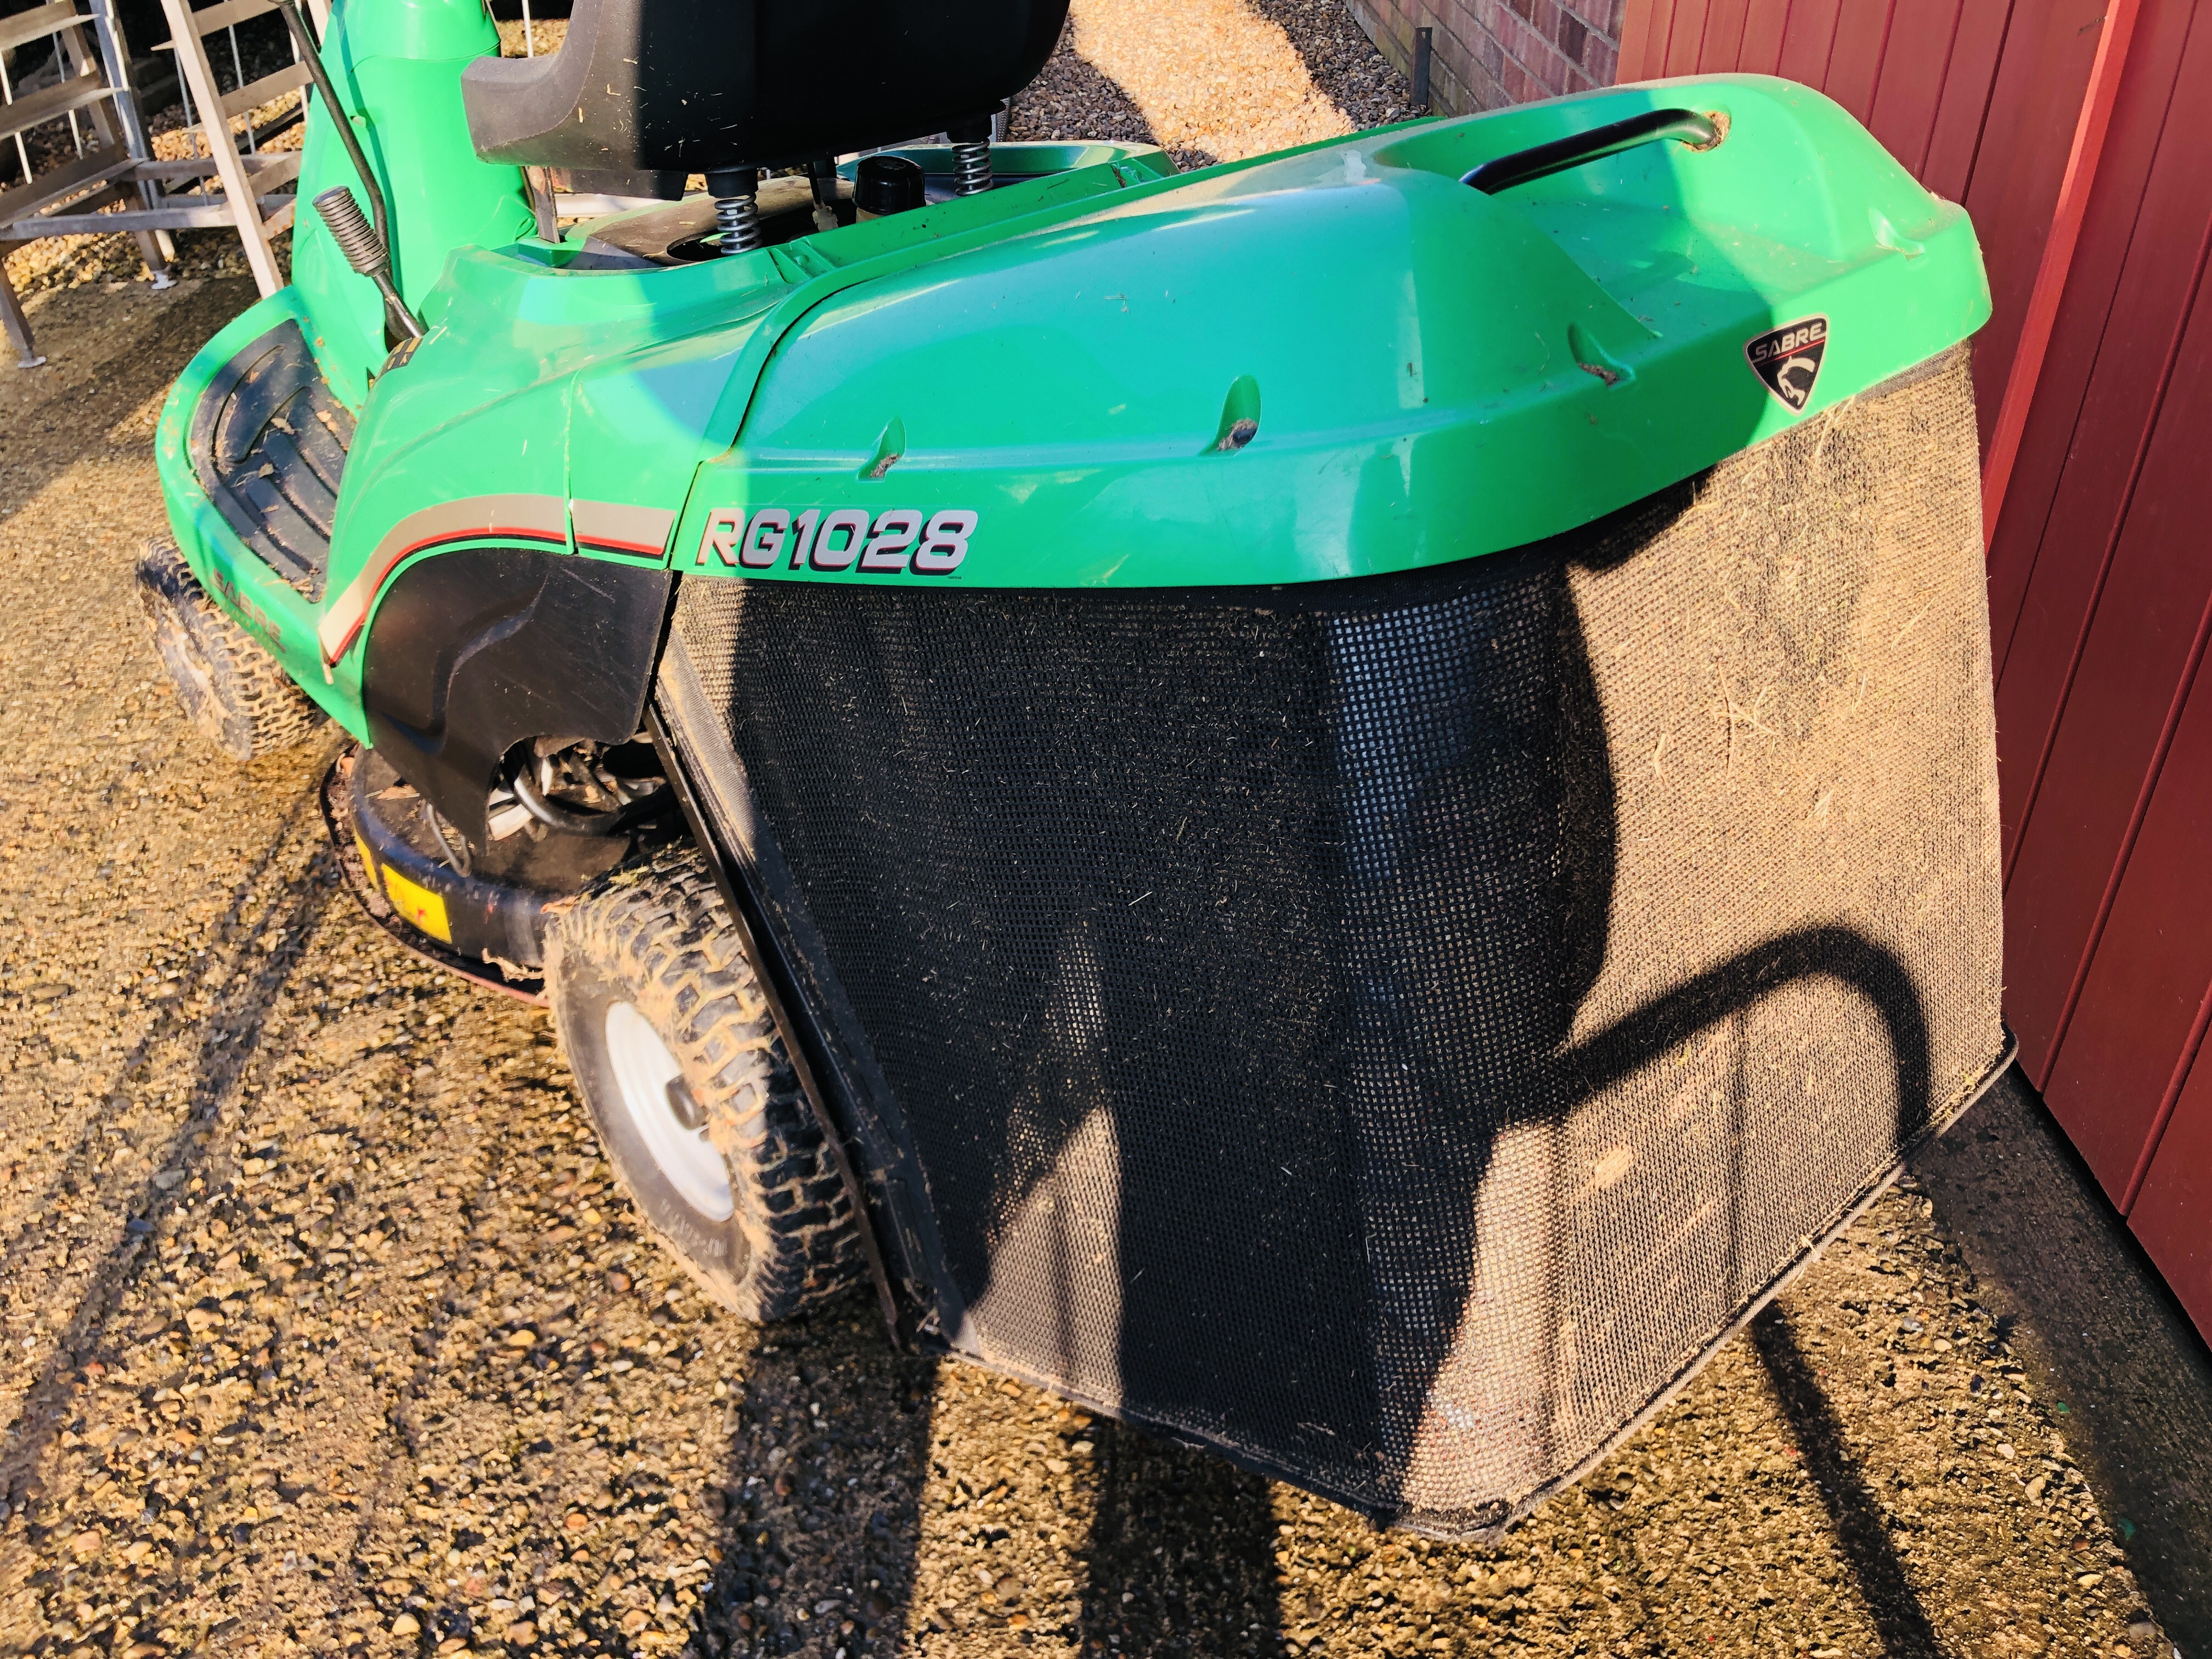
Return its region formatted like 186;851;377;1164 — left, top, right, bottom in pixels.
1462;106;1722;195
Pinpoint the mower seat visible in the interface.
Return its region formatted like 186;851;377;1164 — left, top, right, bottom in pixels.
461;0;1069;176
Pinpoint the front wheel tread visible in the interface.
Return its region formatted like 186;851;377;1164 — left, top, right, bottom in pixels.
548;848;865;1322
134;538;324;761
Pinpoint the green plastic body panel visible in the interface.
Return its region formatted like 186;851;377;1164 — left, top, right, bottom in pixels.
289;0;535;405
156;70;1989;744
155;286;365;726
154;144;1177;741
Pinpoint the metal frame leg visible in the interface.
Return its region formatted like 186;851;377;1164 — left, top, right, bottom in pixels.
131;227;175;288
0;259;44;369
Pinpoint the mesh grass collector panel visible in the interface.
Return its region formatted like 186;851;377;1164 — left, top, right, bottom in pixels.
665;345;2005;1534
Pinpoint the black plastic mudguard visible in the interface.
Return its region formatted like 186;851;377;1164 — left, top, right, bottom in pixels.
188;319;354;600
362;546;674;846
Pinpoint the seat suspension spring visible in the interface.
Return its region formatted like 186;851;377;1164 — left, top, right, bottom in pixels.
951;137;993;197
708;166;761;253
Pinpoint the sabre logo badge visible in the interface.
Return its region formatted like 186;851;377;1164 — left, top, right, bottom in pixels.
696;507;978;575
1745;316;1828;411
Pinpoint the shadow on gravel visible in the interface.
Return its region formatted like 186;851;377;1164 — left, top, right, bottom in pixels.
694;1300;940;1657
1241;0;1411;125
1750;1304;1938;1658
681;1311;1286;1658
1009;44;1218;169
0;764;336;1523
0;280;250;526
1915;1067;2212;1651
1079;1421;1282;1658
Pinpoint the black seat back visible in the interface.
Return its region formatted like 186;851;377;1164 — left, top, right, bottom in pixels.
462;0;1069;175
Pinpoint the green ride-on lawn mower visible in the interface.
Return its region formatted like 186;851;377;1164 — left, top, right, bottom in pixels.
143;0;2008;1537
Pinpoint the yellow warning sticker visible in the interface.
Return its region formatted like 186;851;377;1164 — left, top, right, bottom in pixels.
381;863;452;944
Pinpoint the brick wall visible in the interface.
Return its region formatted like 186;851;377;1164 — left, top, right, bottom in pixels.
1346;0;1623;116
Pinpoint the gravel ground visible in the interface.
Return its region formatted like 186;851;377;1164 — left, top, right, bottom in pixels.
1916;1073;2212;1650
1011;0;1418;165
0;6;2191;1657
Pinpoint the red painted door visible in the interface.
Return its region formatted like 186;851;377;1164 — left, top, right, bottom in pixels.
2132;1056;2212;1339
2042;633;2212;1204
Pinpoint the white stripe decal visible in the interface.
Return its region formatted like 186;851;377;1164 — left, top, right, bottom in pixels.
317;494;569;664
318;494;678;665
571;499;678;558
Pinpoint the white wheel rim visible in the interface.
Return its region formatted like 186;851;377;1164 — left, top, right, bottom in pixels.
602;1002;735;1222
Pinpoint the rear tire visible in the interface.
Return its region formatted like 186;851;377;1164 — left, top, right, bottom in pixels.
546;847;865;1322
135;539;324;762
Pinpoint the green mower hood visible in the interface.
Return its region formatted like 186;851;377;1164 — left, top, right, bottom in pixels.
159;74;1987;743
674;79;1985;589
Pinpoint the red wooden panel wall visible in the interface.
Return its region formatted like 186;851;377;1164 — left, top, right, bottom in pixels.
1616;0;2212;1337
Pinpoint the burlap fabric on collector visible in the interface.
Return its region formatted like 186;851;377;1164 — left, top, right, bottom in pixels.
660;342;2007;1536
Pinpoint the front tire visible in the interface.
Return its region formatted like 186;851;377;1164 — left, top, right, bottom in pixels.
546;847;865;1322
135;539;324;762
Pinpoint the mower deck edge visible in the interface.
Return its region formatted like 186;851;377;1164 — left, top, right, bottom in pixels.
319;751;549;1006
